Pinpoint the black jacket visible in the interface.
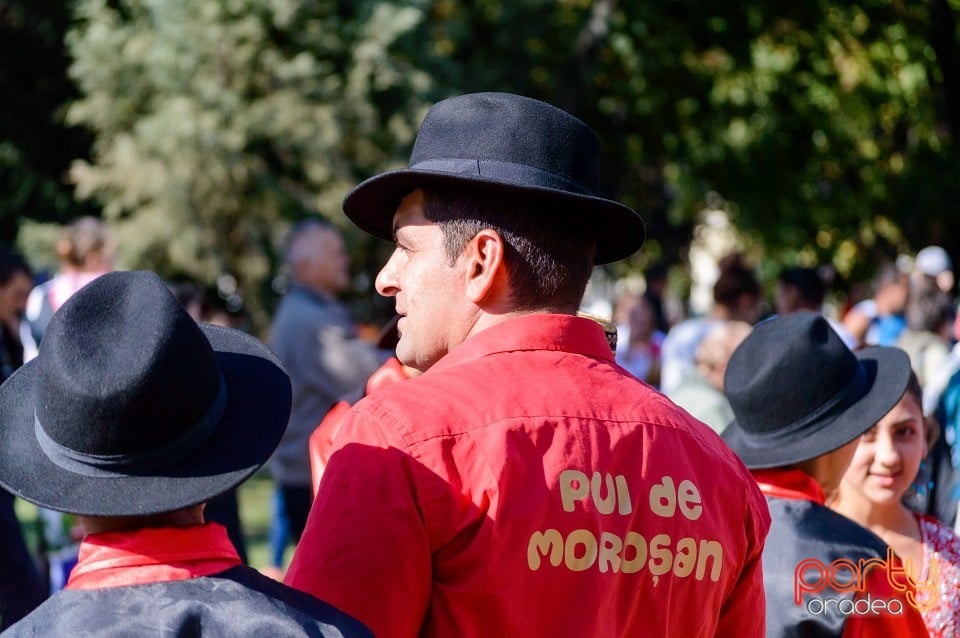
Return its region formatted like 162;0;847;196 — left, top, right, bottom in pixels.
2;565;372;637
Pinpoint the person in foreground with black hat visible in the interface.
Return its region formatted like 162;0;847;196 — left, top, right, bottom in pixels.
0;271;372;637
722;311;928;637
285;92;770;637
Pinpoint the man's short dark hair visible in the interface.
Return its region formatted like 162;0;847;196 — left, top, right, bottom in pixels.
421;186;597;312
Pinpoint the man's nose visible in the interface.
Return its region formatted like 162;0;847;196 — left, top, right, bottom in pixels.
375;250;400;297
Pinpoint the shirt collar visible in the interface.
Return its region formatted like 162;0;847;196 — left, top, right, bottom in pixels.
428;314;614;375
751;467;826;504
67;523;241;590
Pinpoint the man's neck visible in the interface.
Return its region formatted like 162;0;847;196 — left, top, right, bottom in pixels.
79;504;206;536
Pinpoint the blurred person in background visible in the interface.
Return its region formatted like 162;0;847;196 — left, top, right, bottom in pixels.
774;266;826;316
266;220;382;576
0;249;46;630
887;250;956;529
914;245;954;296
24;216;114;358
668;320;751;433
643;261;671;334
0;251;34;381
842;262;910;348
612;291;640;351
897;279;954;391
659;252;762;395
920;304;960;530
893;277;954;527
775;265;856;348
614;293;664;386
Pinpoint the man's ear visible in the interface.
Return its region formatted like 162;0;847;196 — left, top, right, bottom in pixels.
461;229;506;304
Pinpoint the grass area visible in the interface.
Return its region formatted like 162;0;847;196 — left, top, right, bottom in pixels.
14;469;291;576
13;497;41;558
237;470;295;572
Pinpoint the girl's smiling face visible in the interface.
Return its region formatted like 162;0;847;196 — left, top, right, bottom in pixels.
838;390;927;507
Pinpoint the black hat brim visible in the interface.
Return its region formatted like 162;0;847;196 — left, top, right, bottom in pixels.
343;168;646;265
0;324;291;516
721;346;912;469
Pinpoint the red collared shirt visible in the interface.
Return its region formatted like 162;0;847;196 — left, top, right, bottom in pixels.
287;314;770;638
67;523;241;590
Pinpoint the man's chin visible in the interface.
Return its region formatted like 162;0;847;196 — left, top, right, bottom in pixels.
396;344;439;373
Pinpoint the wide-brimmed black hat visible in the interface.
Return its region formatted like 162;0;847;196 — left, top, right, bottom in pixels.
0;270;292;516
721;311;911;469
343;92;645;264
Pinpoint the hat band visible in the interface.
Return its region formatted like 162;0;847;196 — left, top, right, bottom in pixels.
738;362;868;446
410;158;595;196
33;378;228;478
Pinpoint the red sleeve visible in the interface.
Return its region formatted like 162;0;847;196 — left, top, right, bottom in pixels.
841;566;929;638
715;482;770;638
715;539;766;636
308;400;351;496
286;410;432;638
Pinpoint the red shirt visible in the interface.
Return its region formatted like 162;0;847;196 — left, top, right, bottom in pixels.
309;357;412;494
67;523;241;589
287;314;771;638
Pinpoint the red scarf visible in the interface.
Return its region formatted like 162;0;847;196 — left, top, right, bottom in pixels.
67;523;241;590
752;467;826;504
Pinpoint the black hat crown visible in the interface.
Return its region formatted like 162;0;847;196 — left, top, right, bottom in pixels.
407;92;602;199
343;92;645;264
725;314;861;435
721;311;911;468
35;271;224;470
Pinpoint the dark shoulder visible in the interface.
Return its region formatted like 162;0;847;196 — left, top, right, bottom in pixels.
767;497;889;560
208;566;373;635
4;567;373;638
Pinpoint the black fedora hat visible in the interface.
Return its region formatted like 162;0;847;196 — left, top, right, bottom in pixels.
0;271;291;516
721;311;911;469
343;92;645;265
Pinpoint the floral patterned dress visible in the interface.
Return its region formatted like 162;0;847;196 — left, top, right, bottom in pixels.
918;514;960;637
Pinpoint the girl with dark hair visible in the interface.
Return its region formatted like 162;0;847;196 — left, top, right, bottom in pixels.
831;374;960;637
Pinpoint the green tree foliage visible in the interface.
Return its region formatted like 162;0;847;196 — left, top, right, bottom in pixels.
0;0;98;245
394;0;960;285
65;0;430;328
41;0;960;321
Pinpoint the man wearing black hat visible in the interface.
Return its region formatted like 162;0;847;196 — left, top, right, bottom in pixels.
0;271;371;637
286;92;770;637
722;311;929;637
